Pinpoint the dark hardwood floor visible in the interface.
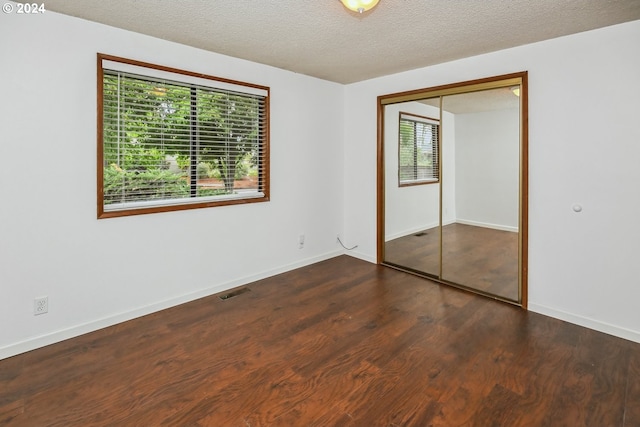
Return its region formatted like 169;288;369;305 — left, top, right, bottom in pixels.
1;256;639;426
384;223;519;301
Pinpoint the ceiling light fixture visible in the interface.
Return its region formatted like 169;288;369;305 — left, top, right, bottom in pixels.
511;86;520;97
340;0;380;14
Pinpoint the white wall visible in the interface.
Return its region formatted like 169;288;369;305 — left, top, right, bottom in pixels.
454;108;520;230
0;8;345;358
344;20;640;342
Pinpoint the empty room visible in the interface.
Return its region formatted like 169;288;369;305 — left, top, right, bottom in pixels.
1;1;640;425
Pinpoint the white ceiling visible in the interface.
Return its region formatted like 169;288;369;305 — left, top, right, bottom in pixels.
30;0;640;84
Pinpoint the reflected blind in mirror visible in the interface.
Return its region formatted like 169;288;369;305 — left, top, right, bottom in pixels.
398;113;439;185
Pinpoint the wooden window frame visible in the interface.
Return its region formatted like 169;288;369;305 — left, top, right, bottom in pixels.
398;112;440;187
97;53;270;219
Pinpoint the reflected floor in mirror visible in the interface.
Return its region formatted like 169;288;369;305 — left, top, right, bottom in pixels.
385;223;519;301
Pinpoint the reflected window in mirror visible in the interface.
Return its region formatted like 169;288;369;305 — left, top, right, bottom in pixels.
398;112;439;187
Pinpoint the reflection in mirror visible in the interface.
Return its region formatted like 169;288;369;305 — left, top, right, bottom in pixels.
383;99;442;277
440;87;520;301
378;73;527;306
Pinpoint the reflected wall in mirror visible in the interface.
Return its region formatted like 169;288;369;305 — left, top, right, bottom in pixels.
377;73;528;306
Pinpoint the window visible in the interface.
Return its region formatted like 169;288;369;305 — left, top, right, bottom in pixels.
398;112;439;186
97;54;269;218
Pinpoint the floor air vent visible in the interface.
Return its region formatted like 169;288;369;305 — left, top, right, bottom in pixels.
219;287;251;300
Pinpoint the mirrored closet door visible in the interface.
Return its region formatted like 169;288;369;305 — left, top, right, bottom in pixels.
377;73;528;306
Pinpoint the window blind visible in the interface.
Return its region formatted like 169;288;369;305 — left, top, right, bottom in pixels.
99;55;269;216
398;113;439;185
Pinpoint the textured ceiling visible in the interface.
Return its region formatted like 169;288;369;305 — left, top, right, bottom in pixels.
29;0;640;84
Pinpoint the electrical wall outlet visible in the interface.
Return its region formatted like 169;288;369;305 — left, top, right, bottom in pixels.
34;297;48;315
298;234;305;249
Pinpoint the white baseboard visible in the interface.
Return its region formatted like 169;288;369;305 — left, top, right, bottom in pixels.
456;219;518;233
12;253;637;360
346;249;376;264
385;218;513;242
528;303;640;344
0;250;344;360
